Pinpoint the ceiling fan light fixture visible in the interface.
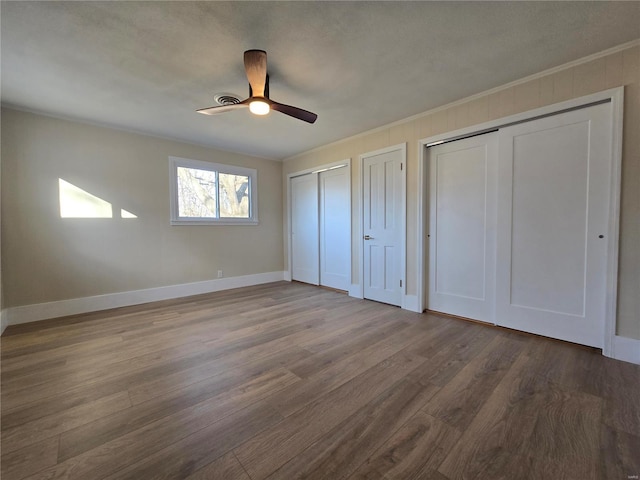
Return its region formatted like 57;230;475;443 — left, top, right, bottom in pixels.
249;99;270;116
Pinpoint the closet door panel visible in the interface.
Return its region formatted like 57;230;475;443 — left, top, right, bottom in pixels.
427;133;498;323
509;123;589;315
291;173;319;285
319;166;350;291
496;102;611;347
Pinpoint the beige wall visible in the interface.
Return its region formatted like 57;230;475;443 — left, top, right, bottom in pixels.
0;116;3;315
1;109;283;307
283;43;640;340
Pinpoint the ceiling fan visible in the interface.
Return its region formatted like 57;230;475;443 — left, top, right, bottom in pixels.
197;50;318;124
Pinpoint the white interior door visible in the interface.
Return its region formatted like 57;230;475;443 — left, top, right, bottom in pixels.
319;166;350;291
428;133;498;323
496;103;612;347
291;173;319;285
363;148;404;306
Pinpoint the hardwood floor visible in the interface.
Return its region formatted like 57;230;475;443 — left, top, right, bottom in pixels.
1;281;639;480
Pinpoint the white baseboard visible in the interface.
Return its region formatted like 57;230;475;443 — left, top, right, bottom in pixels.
283;271;292;282
1;310;8;335
348;283;363;299
3;271;286;329
402;294;422;313
606;335;640;365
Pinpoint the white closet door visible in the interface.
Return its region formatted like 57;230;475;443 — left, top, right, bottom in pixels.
496;103;611;347
319;166;350;291
291;173;319;285
428;133;498;323
363;149;403;306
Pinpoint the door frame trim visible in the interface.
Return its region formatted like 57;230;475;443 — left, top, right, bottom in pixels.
285;159;351;285
358;143;407;305
417;87;624;357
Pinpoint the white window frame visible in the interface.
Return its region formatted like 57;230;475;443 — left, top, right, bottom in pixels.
169;156;258;225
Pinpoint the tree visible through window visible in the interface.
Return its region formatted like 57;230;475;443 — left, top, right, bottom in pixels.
177;167;218;217
170;157;257;224
219;173;250;218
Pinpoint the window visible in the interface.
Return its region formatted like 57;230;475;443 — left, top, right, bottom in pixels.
169;156;257;225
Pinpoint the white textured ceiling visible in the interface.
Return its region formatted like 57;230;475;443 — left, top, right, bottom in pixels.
2;1;639;159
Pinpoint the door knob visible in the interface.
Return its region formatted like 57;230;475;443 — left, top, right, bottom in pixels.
364;235;373;240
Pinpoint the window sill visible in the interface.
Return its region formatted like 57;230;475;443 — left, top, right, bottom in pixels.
170;220;259;226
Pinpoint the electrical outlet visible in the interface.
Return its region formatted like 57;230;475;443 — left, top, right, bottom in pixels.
217;270;223;278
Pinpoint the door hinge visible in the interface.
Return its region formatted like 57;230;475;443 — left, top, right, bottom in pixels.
400;280;403;287
400;163;403;171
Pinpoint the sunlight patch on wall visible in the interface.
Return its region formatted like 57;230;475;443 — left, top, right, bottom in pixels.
59;179;112;218
59;179;137;219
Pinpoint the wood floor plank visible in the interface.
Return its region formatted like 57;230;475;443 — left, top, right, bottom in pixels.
287;317;411;379
0;436;60;480
1;282;637;480
296;303;392;353
1;298;276;374
347;411;460;480
1;380;129;433
125;332;311;406
101;402;282;480
2;320;313;417
184;451;251;480
421;332;525;430
599;424;640;480
269;322;432;418
437;353;604;480
1;323;200;378
57;347;308;461
2;391;131;455
2;323;133;360
519;336;603;393
406;318;470;359
1;340;210;408
0;358;68;383
0;335;124;375
32;369;297;480
410;469;450;480
523;337;640;437
234;350;428;480
407;322;497;387
0;283;309;369
265;379;439;480
593;357;640;437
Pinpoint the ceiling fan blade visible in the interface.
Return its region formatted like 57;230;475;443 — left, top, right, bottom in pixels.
197;102;248;115
270;100;318;124
244;50;267;97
